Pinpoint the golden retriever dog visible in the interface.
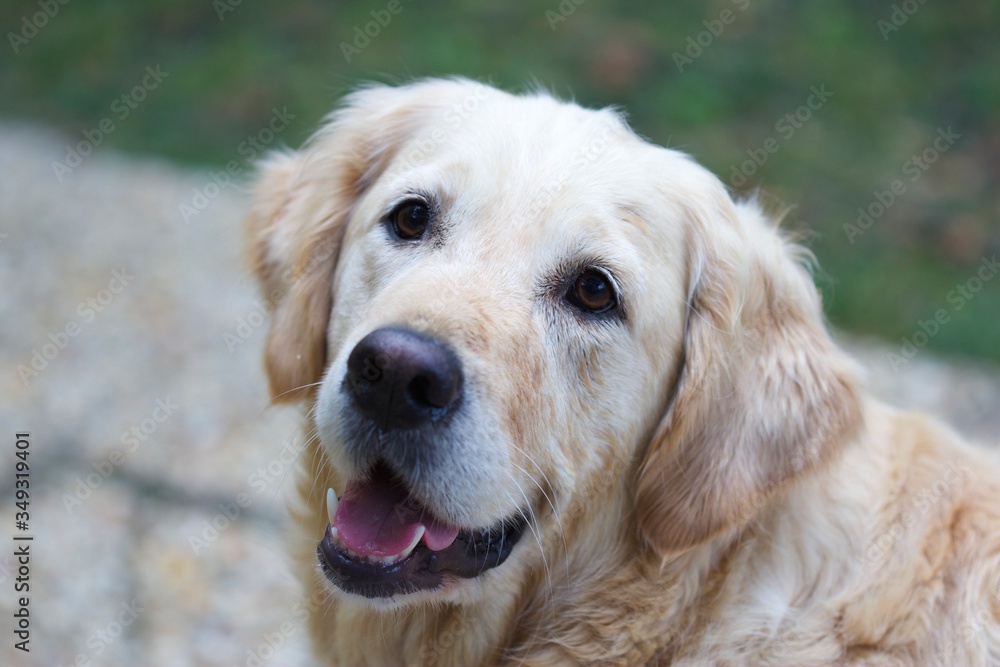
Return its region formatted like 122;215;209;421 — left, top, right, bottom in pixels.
245;78;1000;666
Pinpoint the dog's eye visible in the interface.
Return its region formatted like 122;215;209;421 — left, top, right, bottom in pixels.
567;269;617;314
390;200;431;240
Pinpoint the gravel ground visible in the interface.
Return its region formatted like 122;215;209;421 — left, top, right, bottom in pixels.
1;122;997;667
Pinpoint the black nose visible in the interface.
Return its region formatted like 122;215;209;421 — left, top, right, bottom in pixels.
344;327;463;430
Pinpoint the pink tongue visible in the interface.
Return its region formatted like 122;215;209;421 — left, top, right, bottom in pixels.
334;475;460;557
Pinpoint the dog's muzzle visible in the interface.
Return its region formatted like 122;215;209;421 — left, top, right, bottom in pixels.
317;326;526;598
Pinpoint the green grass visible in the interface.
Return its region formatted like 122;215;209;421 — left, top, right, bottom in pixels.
3;0;997;362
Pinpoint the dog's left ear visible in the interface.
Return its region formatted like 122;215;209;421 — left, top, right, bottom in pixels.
635;184;863;556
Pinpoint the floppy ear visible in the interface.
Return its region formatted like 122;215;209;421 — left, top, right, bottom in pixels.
246;78;489;402
245;149;331;403
636;192;863;555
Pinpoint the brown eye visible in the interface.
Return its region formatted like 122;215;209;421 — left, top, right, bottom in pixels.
568;269;617;314
390;200;431;239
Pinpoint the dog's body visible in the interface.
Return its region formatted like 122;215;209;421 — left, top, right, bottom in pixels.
246;79;1000;666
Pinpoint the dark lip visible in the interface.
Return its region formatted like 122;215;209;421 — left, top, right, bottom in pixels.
317;514;527;599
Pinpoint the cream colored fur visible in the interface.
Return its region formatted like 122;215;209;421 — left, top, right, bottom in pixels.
245;78;1000;666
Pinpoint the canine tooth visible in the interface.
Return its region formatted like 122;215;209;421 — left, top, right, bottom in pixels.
326;488;338;526
399;525;426;559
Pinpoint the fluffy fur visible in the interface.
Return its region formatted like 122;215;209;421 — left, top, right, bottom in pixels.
245;78;1000;666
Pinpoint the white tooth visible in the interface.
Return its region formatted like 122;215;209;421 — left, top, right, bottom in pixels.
326;488;338;526
362;526;425;566
399;525;426;559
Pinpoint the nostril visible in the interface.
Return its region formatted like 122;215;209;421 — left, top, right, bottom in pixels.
407;375;435;408
407;369;460;410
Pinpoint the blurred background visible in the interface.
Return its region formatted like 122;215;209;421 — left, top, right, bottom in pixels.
1;1;998;666
3;0;999;359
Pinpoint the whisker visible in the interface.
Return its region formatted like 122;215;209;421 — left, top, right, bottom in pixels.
508;447;571;578
270;380;324;403
502;472;552;601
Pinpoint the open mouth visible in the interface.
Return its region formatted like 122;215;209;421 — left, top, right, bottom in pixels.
317;462;527;598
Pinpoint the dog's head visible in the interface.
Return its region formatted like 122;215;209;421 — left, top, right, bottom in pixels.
247;78;861;606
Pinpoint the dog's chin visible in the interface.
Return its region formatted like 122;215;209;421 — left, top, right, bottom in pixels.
317;462;527;602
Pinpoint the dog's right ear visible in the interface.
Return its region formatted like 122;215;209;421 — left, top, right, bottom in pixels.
245;146;336;403
246;78;496;402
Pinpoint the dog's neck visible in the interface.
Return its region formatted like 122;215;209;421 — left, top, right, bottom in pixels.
310;594;519;666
